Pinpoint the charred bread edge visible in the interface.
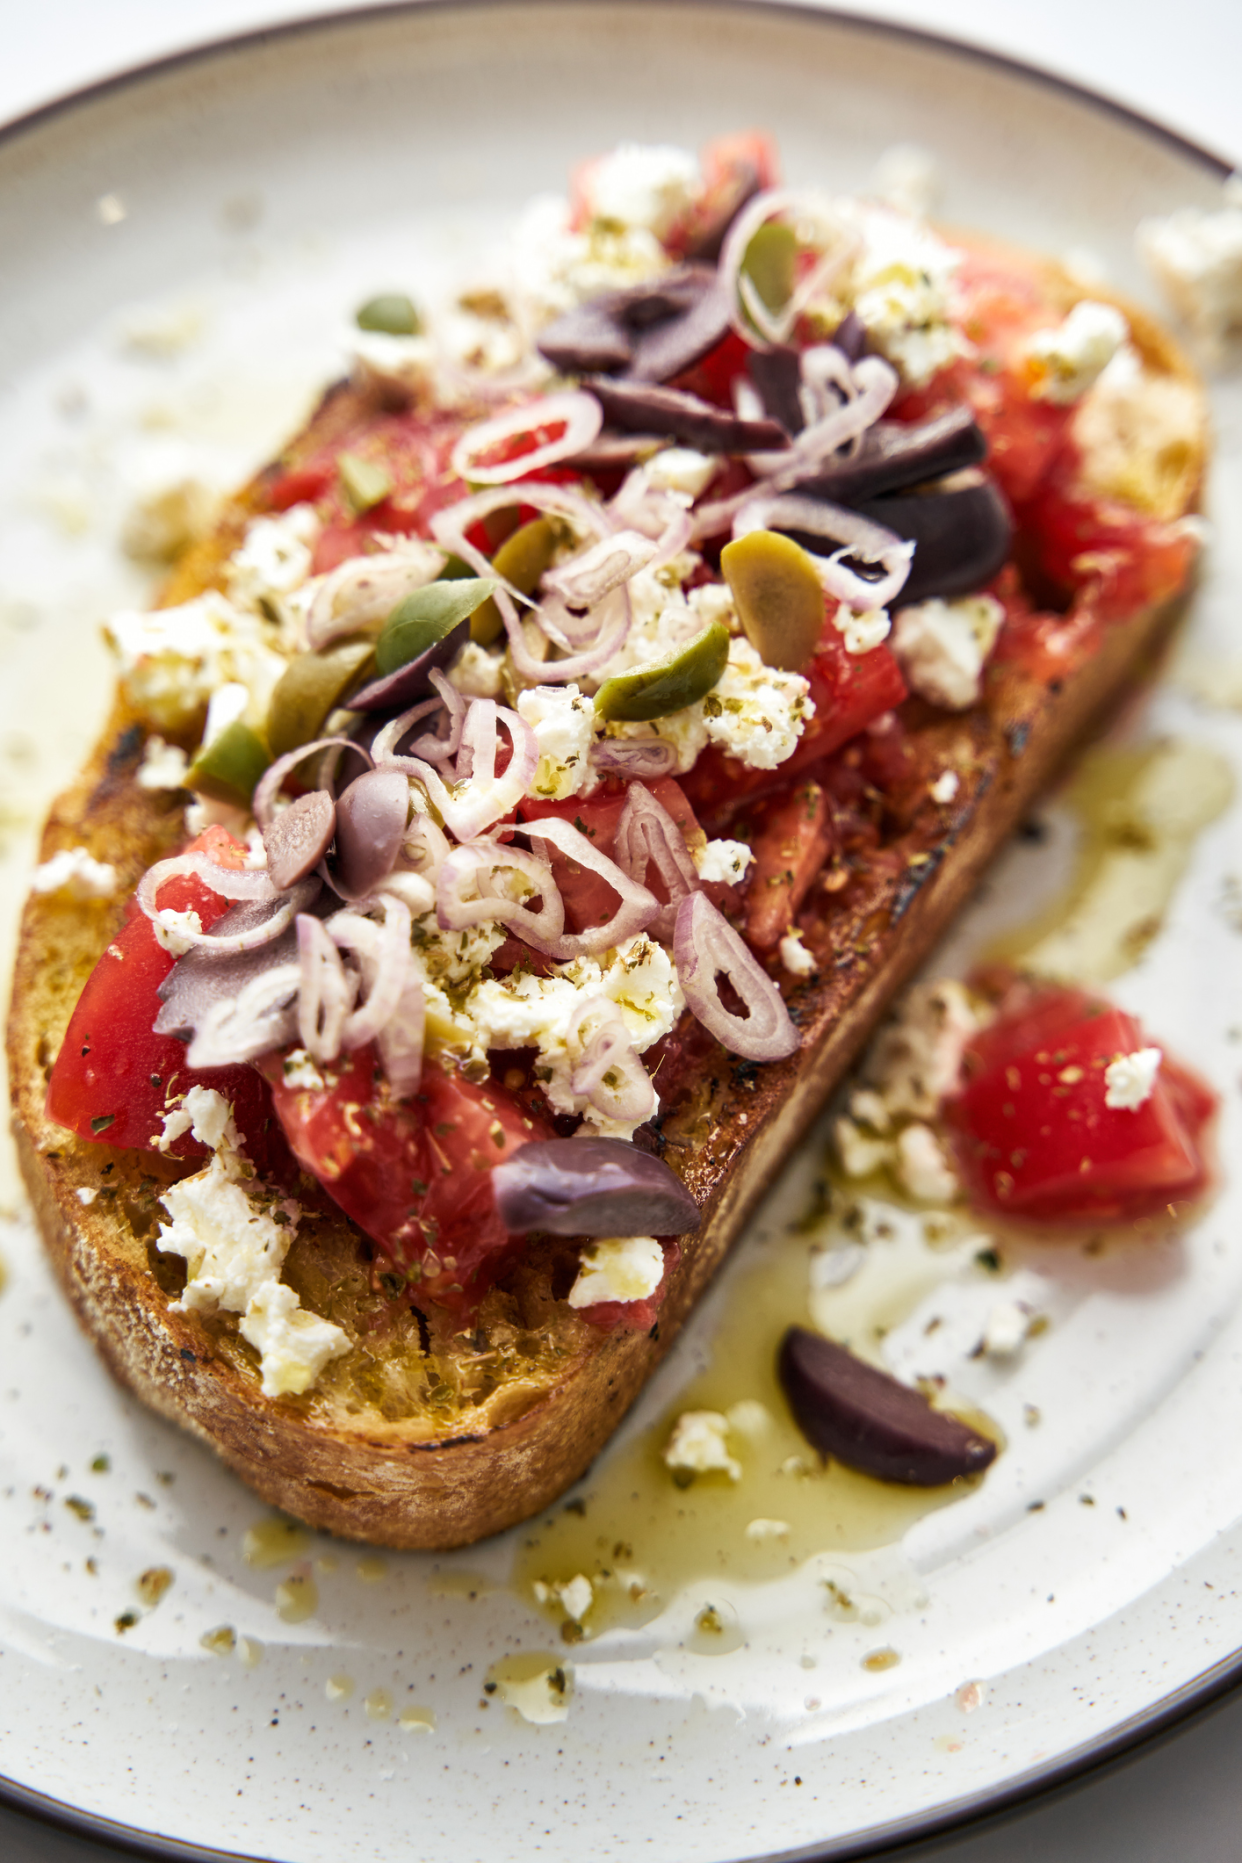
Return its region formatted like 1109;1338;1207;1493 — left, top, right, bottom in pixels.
7;275;1205;1550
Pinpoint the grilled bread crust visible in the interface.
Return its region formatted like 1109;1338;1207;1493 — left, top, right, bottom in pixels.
6;269;1206;1548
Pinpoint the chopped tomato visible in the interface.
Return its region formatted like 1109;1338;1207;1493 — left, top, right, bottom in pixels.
259;1047;551;1318
743;778;836;951
681;629;907;831
1020;463;1197;620
45;828;287;1176
669;329;751;411
944;982;1215;1223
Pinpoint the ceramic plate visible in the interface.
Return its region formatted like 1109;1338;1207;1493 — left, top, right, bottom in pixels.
2;5;1241;1858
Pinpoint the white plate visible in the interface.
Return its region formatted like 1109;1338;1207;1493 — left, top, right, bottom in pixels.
2;5;1241;1858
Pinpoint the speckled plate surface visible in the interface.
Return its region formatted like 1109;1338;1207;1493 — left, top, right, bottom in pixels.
2;5;1241;1859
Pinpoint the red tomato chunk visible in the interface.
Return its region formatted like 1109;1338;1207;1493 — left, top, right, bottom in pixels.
944;983;1215;1224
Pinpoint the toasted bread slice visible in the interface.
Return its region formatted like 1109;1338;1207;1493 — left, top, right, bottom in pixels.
6;266;1206;1549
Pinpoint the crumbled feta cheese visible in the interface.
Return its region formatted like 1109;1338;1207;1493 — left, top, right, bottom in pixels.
662;1409;741;1482
239;1281;351;1398
76;1186;98;1206
745;1517;790;1542
849;1087;891;1133
645;446;719;499
351;330;436;401
550;1574;594;1623
202;679;249;747
136;736;190;791
586;144;701;239
929;769;960;805
30;847;117;900
281;1048;326;1093
693;838;753;885
517;683;599;800
504;192;670;329
726;1399;773;1441
834;1115;893;1179
490;1659;573;1725
981;1300;1032;1359
447;639;504;699
227;506;318;613
567;1235;664;1308
865;979;980;1118
155;1084;240;1155
1139;190;1242;340
1073;348;1204;521
1024;300;1127;404
779;929;816;977
894;1122;959;1204
892;595;1003;711
836;606;891;655
159;1153;292;1314
1104;1046;1162;1110
701;637;813;769
156;1104;349;1398
872;143;941;220
151;907;203;956
105;588;290;734
849;208;964;386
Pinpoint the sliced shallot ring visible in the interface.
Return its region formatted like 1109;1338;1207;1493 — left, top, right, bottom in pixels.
136;853;279;923
615;782;700;939
253;736;372;833
185;962;303;1071
296;913;355;1063
332;893;413;1052
733;492;914;609
145;880;318;956
524;813;659;958
674;891;800;1061
543;529;658;610
591;737;678;780
378;975;425;1098
450;390;603;487
718;187;859;351
304;541;444;651
436;839;565;946
567;999;656;1125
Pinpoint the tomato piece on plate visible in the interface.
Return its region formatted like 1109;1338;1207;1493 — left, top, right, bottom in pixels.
44;828;285;1174
260;1047;552;1318
944;984;1215;1223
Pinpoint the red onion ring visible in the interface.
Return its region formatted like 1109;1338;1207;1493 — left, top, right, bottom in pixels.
450;391;603;487
304;542;444;651
377;975;425;1098
331;893;413;1052
718;188;861;352
543;529;657;610
615;781;700;940
253;737;372;833
185;961;303;1071
136;853;279;918
376;697;538;842
674;891;800;1061
523;814;659;958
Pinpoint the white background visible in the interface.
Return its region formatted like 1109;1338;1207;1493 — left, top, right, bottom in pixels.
1;3;1240;1861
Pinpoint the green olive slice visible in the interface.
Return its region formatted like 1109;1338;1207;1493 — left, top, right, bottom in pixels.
472;516;562;645
186;720;271;808
594;620;730;723
355;292;422;336
337;451;393;514
742;222;797;315
720;530;824;672
266;640;375;758
376;578;499;675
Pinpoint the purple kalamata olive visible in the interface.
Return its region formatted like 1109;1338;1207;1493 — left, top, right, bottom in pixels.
154;903;301;1039
854;473;1013;605
585;378;787;455
747;345;805;436
333;767;410;899
491;1138;701;1238
831;309;867;362
778;1327;997;1486
537;301;634;375
626;281;732;384
792;406;986;505
349;617;471;712
263;789;336;891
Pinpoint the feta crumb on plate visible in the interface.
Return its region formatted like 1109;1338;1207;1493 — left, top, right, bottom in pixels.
662;1409;742;1482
